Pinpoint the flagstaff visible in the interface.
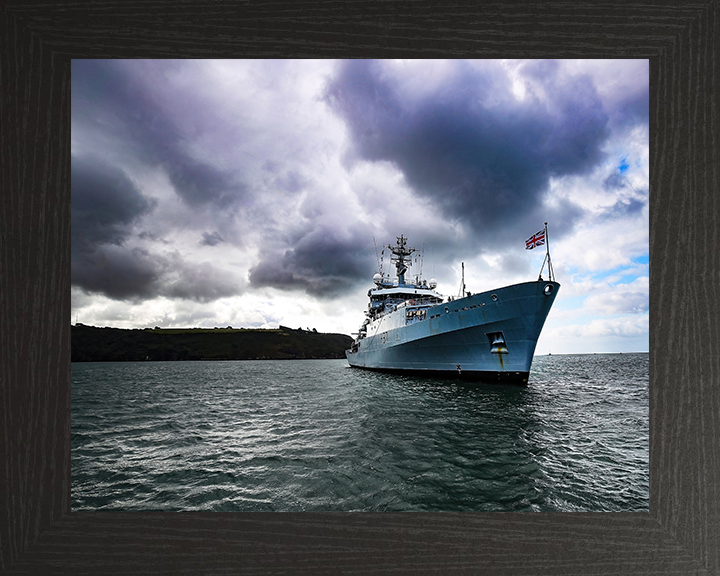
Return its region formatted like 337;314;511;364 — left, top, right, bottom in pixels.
544;222;555;282
526;223;554;282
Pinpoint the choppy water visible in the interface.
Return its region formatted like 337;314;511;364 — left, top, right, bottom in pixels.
72;354;648;512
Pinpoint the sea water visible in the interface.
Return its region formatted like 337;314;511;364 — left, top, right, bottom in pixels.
71;353;649;512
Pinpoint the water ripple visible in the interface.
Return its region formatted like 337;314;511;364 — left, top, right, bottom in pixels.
72;354;648;512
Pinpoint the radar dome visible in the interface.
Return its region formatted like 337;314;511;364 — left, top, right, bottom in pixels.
429;278;437;289
373;273;382;284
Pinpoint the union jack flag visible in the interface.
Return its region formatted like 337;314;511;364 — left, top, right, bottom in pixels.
525;229;545;250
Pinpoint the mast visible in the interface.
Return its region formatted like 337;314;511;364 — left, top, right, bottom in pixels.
373;236;381;273
388;234;415;286
458;262;466;297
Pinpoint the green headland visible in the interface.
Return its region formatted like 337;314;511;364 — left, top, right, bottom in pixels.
71;324;353;362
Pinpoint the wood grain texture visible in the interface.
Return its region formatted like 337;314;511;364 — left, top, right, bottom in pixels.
1;1;717;574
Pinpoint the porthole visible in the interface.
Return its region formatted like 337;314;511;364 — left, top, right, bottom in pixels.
491;294;498;301
445;307;449;314
544;284;554;296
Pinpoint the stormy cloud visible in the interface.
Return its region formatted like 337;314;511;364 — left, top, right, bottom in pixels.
324;59;610;243
72;59;244;209
71;154;160;299
71;154;155;253
200;232;224;246
71;154;240;302
249;223;377;297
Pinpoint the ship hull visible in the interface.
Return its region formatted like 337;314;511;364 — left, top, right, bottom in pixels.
346;280;559;384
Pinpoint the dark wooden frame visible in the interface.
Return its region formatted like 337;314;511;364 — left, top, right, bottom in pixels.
1;2;718;574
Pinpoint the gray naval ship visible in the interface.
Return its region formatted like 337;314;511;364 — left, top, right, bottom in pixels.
346;231;559;384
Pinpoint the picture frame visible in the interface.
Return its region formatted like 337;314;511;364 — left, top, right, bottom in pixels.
1;2;716;573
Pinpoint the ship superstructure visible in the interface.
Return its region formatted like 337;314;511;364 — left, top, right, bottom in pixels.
346;232;559;384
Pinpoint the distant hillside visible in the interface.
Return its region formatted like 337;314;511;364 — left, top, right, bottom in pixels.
71;325;353;362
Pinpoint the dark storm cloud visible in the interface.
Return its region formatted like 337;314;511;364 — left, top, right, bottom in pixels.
604;197;646;219
200;232;224;246
72;154;241;302
248;224;377;297
73;246;240;303
71;154;166;300
603;170;628;191
71;155;156;257
72;246;163;301
611;89;649;130
72;59;243;208
601;166;648;220
325;59;610;242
